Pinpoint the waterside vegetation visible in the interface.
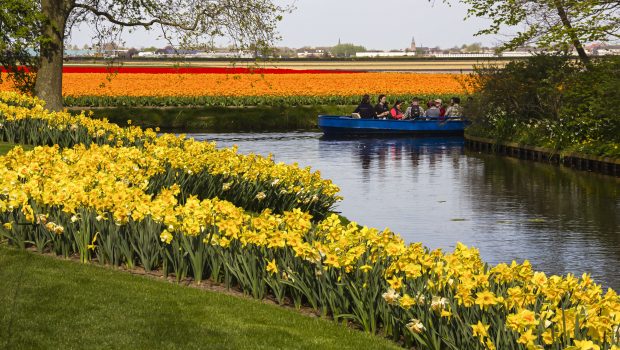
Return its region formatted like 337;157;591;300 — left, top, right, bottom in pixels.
466;55;620;159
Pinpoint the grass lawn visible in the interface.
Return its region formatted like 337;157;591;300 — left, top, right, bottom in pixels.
0;142;33;155
0;246;402;350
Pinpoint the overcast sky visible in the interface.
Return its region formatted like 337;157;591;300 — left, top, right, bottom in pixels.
69;0;503;50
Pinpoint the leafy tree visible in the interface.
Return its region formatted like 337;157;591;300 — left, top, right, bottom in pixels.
459;0;620;65
462;43;483;53
330;43;366;58
0;0;43;94
0;0;287;110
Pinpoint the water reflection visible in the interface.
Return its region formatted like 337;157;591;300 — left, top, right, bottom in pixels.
188;132;620;290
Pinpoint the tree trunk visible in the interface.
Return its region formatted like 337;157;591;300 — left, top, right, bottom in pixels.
34;0;69;111
553;0;590;66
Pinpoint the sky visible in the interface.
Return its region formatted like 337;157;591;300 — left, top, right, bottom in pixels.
68;0;502;50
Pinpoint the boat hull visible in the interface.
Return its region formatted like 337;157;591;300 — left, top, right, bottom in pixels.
318;115;467;136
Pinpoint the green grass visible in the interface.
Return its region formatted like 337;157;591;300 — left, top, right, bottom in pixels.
0;246;401;350
0;142;33;155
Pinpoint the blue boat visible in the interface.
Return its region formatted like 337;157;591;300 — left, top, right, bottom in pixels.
318;115;468;136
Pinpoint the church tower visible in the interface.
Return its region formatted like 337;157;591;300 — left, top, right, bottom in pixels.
410;36;416;52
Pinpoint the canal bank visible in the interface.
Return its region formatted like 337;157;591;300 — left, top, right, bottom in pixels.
71;107;620;177
70;105;352;132
465;134;620;177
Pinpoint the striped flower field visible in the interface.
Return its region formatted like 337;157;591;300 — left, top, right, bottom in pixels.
0;66;471;107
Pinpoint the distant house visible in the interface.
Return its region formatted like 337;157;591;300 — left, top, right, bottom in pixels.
154;47;199;56
64;49;97;57
432;53;496;58
355;51;416;58
595;45;620;56
193;51;254;59
296;48;330;58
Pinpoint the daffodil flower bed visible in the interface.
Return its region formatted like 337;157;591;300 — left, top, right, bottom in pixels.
0;92;341;218
0;93;618;350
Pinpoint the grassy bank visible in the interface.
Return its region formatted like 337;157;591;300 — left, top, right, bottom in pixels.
0;246;400;350
0;142;32;155
72;105;355;132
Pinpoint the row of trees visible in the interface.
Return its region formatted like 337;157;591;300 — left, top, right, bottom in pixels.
1;0;619;110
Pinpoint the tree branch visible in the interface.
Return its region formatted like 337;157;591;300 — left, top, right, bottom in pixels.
72;2;207;31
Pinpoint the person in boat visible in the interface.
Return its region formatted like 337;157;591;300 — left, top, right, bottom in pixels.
425;99;442;119
374;94;390;119
352;94;377;119
445;97;463;118
405;97;425;120
436;99;446;118
390;100;405;120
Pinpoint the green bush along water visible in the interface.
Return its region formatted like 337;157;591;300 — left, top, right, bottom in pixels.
465;55;620;158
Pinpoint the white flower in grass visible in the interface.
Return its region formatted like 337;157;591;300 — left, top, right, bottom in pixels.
382;288;400;305
431;296;448;311
255;192;266;201
406;319;425;334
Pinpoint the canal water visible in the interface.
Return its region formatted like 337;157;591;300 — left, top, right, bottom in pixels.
188;132;620;290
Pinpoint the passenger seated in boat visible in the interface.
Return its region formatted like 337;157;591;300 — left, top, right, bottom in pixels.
445;97;463;118
405;97;425;119
425;99;442;119
390;100;405;120
374;94;390;119
353;94;377;119
437;99;447;118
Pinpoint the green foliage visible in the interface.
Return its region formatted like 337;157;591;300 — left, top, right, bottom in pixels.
330;44;367;58
63;94;462;108
76;105;354;132
0;142;33;155
0;0;42;93
0;246;402;350
466;55;620;157
459;0;619;60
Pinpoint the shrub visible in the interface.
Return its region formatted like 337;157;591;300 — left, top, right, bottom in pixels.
465;55;620;157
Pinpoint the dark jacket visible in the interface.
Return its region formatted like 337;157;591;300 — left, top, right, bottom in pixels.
374;103;389;118
354;102;377;119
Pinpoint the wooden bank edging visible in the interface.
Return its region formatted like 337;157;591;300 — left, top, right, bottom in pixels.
464;134;620;177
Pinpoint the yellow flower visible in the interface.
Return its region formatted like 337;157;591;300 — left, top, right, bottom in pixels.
471;321;490;339
160;229;173;244
87;232;99;251
399;294;415;310
507;309;539;330
359;264;373;272
475;290;498;309
2;222;12;230
387;275;403;290
567;340;600;350
517;329;536;346
266;259;278;275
